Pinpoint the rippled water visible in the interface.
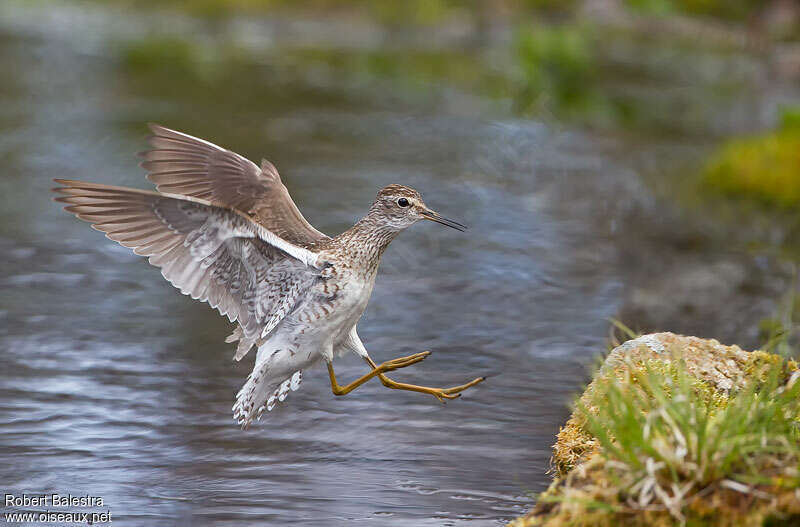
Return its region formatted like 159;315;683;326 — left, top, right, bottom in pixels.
0;4;794;526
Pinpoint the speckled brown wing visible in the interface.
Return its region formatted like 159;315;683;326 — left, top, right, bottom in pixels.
140;124;329;248
53;179;321;359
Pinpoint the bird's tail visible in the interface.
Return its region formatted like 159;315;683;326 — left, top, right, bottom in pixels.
232;361;302;429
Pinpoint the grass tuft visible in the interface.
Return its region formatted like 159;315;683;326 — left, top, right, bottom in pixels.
580;358;800;521
523;342;800;526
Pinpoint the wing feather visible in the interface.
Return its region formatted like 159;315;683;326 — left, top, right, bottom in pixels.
54;179;321;359
141;124;329;247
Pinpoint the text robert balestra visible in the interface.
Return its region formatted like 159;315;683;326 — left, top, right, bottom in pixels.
5;494;105;507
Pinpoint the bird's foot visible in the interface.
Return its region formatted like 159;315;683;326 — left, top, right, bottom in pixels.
378;351;431;373
426;376;486;403
374;369;486;403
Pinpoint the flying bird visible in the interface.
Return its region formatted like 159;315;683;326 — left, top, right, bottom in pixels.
53;124;484;428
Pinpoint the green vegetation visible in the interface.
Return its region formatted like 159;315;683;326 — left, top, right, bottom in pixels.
283;47;510;98
513;24;603;118
121;36;200;73
515;339;800;526
116;33;512;111
113;23;631;127
92;0;463;23
83;0;795;28
702;107;800;208
626;0;769;21
79;0;785;132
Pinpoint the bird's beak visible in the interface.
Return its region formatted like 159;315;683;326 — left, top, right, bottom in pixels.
420;208;467;232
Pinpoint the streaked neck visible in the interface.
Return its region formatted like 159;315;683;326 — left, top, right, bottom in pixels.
333;211;401;269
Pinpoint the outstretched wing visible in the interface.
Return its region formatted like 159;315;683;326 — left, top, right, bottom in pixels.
140;124;329;247
53;179;321;355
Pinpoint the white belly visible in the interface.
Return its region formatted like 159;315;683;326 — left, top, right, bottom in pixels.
323;272;375;348
257;269;375;365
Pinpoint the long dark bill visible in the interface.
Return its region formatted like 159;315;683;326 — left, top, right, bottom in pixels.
421;210;467;232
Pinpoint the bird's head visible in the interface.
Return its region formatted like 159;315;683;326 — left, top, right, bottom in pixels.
371;184;466;232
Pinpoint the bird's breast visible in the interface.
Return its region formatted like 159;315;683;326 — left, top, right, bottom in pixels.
316;265;376;328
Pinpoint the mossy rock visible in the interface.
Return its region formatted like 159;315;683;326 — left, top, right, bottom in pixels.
513;333;800;527
553;333;785;476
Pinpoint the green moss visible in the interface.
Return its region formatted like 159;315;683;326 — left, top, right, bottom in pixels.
702;127;800;208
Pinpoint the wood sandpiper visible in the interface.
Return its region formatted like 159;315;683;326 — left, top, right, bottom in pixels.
53;124;485;429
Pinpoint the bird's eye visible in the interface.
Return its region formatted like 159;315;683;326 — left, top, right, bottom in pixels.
397;198;410;208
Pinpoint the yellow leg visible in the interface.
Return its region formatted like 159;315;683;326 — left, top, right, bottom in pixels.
327;351;430;396
364;356;485;403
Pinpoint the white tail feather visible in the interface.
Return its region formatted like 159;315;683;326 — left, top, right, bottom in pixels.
232;366;302;429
